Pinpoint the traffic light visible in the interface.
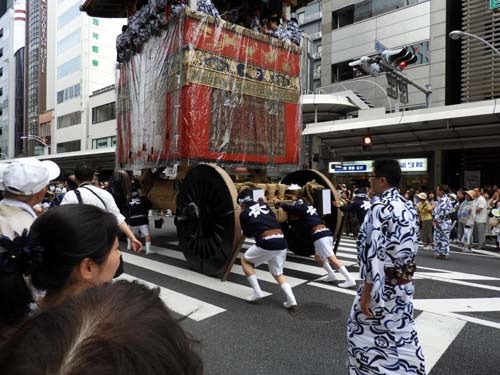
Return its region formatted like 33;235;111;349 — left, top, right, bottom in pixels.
381;47;417;70
362;135;372;151
348;56;381;77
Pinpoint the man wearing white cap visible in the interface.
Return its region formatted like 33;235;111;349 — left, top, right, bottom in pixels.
0;158;60;239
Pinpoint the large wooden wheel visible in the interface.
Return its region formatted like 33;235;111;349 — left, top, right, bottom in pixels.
175;164;240;276
281;169;342;256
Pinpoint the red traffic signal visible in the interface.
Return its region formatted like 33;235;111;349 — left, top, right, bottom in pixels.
362;135;372;151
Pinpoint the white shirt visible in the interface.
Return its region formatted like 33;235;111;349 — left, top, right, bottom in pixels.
474;195;488;223
60;184;125;225
0;198;38;239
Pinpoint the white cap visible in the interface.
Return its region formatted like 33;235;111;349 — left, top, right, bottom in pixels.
1;158;60;195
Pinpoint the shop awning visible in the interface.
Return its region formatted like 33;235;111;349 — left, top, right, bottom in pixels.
301;94;358;123
303;99;500;157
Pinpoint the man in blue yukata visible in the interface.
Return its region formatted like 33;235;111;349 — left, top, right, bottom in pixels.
347;159;426;375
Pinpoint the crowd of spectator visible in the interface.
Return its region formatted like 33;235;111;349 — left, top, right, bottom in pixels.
337;182;500;253
117;0;302;63
0;159;201;374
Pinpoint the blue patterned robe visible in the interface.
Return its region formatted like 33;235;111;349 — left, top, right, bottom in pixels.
197;0;220;20
347;188;426;375
433;194;454;256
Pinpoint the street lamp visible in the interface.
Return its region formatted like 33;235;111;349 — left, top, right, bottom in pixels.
21;135;50;155
449;30;500;57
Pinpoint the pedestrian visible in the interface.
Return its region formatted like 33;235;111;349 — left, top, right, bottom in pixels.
473;188;488;249
457;190;476;253
128;189;153;254
416;192;433;250
0;280;203;375
0;158;60;240
266;16;291;42
276;192;356;288
455;190;465;244
197;0;220;20
60;165;142;252
337;187;371;238
238;190;297;308
347;159;425;375
490;205;500;252
432;185;454;259
0;204;120;334
285;16;302;46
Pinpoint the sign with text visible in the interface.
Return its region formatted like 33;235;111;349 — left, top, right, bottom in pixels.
386;71;399;99
329;158;428;174
491;0;500;10
464;170;480;189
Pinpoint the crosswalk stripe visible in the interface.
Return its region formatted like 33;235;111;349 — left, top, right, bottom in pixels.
118;274;226;321
150;244;353;280
122;252;271;300
148;245;306;287
415;312;466;372
308;281;357;295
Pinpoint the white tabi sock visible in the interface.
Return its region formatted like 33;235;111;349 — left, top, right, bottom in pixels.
126;239;132;250
337;265;356;288
145;241;152;254
280;282;297;308
246;275;264;301
323;262;337;280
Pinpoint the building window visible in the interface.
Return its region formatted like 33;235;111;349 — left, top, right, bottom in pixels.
0;48;3;58
57;140;81;153
58;3;80;29
92;102;116;124
0;108;3;116
332;0;427;29
57;29;81;55
57;56;81;79
331;61;354;83
92;32;99;40
92;45;99;53
57;111;81;129
92;59;99;67
57;83;81;104
0;67;3;77
92;136;116;149
332;5;354;29
0;88;3;96
92;18;99;26
0;29;3;38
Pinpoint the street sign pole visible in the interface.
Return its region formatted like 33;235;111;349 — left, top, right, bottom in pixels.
379;60;432;108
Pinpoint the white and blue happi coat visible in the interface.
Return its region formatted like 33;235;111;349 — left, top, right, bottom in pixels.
347;187;426;375
433;194;454;256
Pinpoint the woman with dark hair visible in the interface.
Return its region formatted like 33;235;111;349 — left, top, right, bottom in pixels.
0;280;203;375
108;170;132;217
0;204;121;333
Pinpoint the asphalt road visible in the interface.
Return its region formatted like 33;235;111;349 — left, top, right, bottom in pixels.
120;218;500;375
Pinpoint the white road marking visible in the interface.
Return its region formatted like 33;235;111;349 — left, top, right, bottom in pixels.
118;274;226;321
122;252;271;300
415;312;466;372
308;281;357;296
414;297;500;314
148;246;305;287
